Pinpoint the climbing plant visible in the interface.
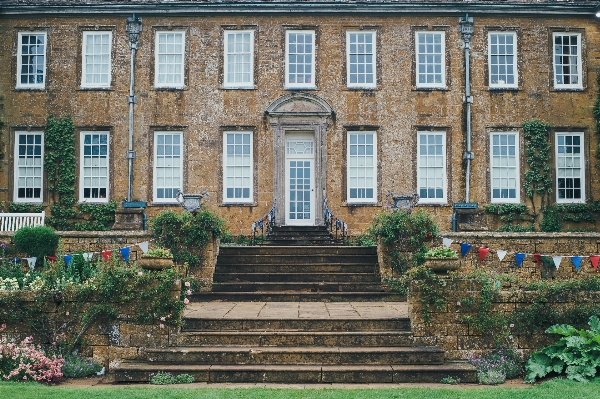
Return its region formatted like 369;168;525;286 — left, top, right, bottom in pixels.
0;96;4;170
593;68;600;169
523;120;553;216
45;116;78;230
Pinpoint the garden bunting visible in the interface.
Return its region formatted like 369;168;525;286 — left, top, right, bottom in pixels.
24;257;36;270
442;237;453;248
515;253;526;268
478;247;489;262
138;241;149;253
64;254;73;267
120;247;131;262
460;243;472;258
552;256;563;269
590;255;600;270
83;252;94;261
533;253;542;265
101;250;112;262
572;256;582;270
497;250;507;262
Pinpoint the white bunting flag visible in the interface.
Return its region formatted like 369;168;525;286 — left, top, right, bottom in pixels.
497;250;507;262
25;257;37;270
138;241;149;254
553;256;563;270
83;252;94;261
442;237;453;248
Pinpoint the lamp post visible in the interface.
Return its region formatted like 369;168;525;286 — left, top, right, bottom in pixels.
125;14;142;203
459;14;474;203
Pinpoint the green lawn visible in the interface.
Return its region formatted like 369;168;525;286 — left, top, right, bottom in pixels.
0;379;598;399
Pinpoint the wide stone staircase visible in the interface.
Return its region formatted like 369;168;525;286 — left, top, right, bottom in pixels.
114;226;476;383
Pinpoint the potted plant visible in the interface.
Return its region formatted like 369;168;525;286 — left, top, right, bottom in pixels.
423;247;461;274
138;247;174;270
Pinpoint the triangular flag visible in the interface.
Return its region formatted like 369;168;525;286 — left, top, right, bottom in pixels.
515;253;526;268
533;253;542;265
120;247;131;262
25;257;37;270
497;250;507;262
64;254;73;267
460;243;472;258
138;241;149;254
572;256;582;270
552;256;563;270
101;250;112;262
83;252;94;261
478;247;489;262
442;238;453;248
590;255;600;270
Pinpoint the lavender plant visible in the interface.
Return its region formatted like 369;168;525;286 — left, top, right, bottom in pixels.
468;347;523;384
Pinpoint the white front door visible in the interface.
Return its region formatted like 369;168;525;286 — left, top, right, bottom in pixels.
285;133;315;226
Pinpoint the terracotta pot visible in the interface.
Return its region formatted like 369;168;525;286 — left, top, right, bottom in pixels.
138;256;174;270
424;257;461;273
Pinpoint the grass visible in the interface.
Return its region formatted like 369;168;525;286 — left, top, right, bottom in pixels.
0;379;599;399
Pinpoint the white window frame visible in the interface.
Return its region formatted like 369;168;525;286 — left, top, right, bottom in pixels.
223;131;254;204
13;131;44;203
555;132;585;204
490;132;520;204
223;30;254;89
417;131;447;204
415;31;446;89
346;31;376;89
553;32;583;90
285;30;316;90
153;131;183;204
79;131;110;203
488;31;518;89
154;31;185;89
16;32;47;90
81;31;112;89
346;131;377;204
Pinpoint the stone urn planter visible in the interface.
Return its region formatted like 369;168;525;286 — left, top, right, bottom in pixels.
423;257;461;274
138;256;174;270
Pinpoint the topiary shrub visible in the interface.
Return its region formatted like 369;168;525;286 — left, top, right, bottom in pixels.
12;226;60;267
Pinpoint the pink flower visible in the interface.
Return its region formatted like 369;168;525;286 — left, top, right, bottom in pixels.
137;271;143;276
184;281;191;287
510;324;514;328
160;317;166;322
186;290;192;296
183;298;190;305
456;301;461;306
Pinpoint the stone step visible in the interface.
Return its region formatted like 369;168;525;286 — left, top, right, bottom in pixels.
267;230;333;238
217;255;378;265
270;225;331;232
190;291;406;302
182;317;411;332
143;346;445;365
215;263;379;274
213;272;381;283
218;246;377;256
176;330;414;347
259;239;337;246
211;282;385;292
114;362;477;383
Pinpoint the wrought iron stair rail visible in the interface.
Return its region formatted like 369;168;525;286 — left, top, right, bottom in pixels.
251;200;276;245
323;198;348;242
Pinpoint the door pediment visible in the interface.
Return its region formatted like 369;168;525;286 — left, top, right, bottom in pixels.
266;92;334;118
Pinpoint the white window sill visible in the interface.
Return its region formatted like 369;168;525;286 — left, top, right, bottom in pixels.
223;85;255;90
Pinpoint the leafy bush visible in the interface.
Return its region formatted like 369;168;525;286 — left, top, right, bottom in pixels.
425;247;457;258
0;324;64;383
61;354;102;378
144;247;173;258
12;226;60;266
525;316;600;382
440;376;460;384
150;371;194;385
469;347;523;385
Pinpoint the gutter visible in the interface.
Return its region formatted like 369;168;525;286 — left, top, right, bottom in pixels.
1;3;599;17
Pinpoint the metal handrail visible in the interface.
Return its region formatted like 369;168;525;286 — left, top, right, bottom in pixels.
323;198;348;242
251;199;276;245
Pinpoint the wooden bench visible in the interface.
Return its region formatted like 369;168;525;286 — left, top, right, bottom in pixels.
0;212;46;232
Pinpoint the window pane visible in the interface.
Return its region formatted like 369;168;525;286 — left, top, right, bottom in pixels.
287;31;314;87
18;33;46;87
347;132;376;201
154;133;183;201
82;32;111;87
490;133;518;201
489;32;517;87
347;31;376;88
416;32;444;87
156;32;184;87
556;133;584;201
417;132;445;201
224;132;252;201
15;133;43;200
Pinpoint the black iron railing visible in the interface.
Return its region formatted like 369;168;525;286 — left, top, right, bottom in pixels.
251;200;276;245
323;198;348;241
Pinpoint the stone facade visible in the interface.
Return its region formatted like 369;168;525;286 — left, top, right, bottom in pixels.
1;1;600;234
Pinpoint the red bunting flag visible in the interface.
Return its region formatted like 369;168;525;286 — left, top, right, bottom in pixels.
101;250;112;262
590;255;600;270
478;247;489;262
533;253;542;265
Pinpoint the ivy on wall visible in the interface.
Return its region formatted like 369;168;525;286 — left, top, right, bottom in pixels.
593;68;600;169
523;120;553;215
0;96;5;170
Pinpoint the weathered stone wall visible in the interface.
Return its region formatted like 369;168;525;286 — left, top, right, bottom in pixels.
408;279;600;361
1;12;599;234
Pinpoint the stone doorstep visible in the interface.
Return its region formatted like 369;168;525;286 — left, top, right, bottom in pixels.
181;318;411;332
189;292;407;302
113;363;476;384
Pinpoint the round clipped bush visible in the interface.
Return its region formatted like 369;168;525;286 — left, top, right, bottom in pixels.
12;226;60;264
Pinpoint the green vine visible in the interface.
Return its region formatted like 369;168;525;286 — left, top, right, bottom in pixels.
45;116;78;230
407;266;447;323
0;96;4;169
73;201;118;231
593;68;600;169
523;120;553;216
